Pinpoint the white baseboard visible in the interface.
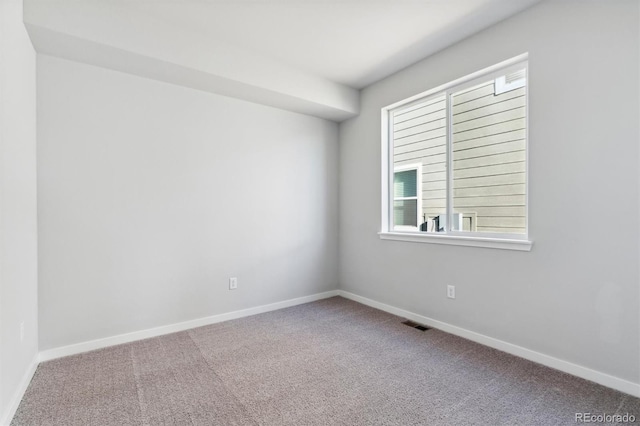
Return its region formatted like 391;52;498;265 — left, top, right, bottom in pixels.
338;290;640;398
0;354;39;426
39;290;339;362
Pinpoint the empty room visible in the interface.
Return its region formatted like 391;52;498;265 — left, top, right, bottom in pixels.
1;0;639;424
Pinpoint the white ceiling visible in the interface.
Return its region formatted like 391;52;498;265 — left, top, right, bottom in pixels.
24;0;541;120
128;0;540;89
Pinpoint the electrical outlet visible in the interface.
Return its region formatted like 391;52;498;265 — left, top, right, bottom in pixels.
447;285;456;299
20;322;25;342
229;277;238;290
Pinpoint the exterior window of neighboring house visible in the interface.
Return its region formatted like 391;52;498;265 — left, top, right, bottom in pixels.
380;55;532;251
393;165;421;230
494;69;526;95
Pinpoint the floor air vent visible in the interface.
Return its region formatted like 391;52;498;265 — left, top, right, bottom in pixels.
402;320;431;331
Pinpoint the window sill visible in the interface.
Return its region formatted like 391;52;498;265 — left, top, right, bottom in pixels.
378;232;532;251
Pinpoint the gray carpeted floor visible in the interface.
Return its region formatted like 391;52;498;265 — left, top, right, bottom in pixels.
12;297;640;425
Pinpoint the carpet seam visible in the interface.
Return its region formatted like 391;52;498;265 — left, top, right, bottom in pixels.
131;343;152;426
614;395;628;415
186;328;260;426
164;333;199;426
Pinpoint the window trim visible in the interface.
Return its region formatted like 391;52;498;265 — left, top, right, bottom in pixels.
378;231;532;251
380;54;532;251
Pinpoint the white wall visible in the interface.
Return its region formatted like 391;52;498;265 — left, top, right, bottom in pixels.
339;0;640;385
37;55;339;350
0;0;39;422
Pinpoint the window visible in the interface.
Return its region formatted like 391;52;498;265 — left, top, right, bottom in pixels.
494;69;526;95
380;55;532;251
393;164;422;230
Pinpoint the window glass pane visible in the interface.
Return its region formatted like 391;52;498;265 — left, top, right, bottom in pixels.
451;73;526;234
392;94;447;232
394;200;417;227
394;169;417;198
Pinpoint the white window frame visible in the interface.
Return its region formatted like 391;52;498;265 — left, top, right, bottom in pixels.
393;163;422;231
380;54;532;251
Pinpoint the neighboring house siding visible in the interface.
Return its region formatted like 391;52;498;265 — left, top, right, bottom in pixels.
392;81;526;234
393;95;448;223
